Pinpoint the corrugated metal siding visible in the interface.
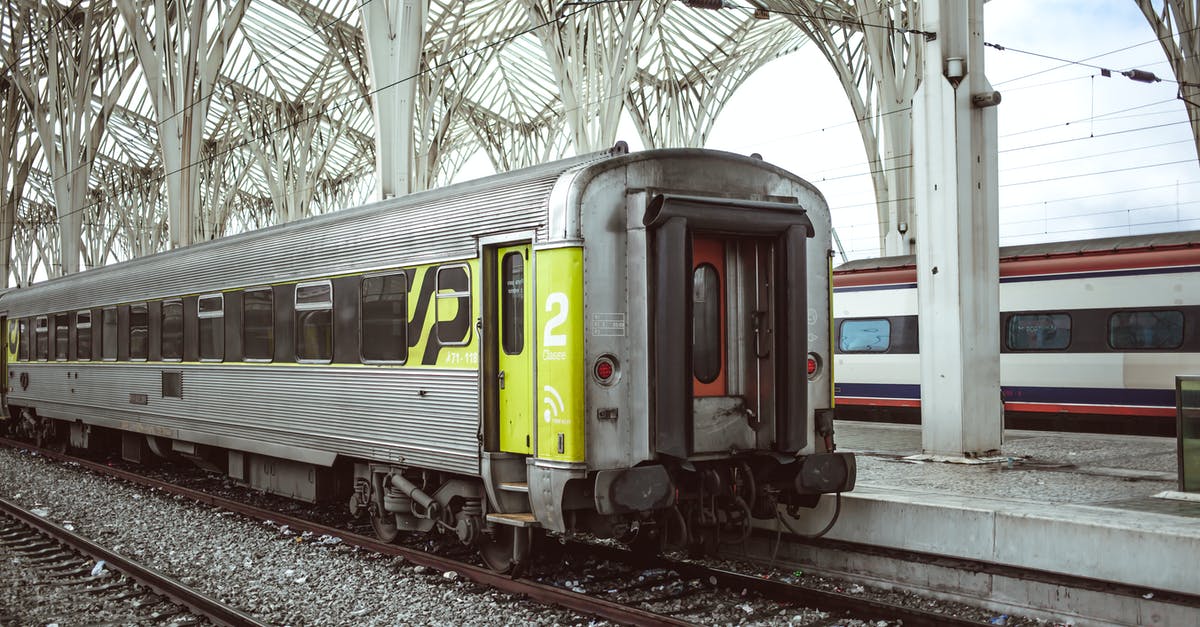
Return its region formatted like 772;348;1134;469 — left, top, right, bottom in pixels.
11;363;481;474
2;160;594;317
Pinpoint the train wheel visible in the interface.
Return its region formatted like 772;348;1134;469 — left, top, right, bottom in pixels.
369;505;400;544
479;525;530;575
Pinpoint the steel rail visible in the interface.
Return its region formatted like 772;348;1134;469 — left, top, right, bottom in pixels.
0;494;268;627
0;437;693;627
568;540;987;627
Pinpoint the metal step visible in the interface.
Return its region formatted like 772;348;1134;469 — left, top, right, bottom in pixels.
498;481;529;493
485;512;539;528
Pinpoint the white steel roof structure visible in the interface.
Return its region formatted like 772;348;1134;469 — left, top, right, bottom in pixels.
1;0;946;285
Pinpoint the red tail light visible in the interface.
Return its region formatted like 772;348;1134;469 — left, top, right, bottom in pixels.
594;355;618;385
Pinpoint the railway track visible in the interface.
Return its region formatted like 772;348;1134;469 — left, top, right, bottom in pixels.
0;436;998;625
0;494;264;626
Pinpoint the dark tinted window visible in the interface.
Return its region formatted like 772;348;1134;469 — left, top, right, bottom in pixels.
130;303;149;360
840;319;891;352
161;300;183;360
54;313;68;360
1006;313;1071;351
296;281;332;362
18;319;29;361
102;307;118;360
361;274;407;362
198;294;224;361
243;289;274;361
501;253;524;355
35;316;48;360
692;263;721;383
435;265;472;345
1109;310;1184;350
76;311;92;361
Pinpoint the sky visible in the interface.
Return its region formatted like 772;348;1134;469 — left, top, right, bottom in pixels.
694;0;1200;260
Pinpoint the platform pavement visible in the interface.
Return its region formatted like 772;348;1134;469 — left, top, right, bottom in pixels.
758;420;1200;625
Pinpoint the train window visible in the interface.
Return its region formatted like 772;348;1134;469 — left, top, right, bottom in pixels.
18;319;29;362
102;307;118;361
435;264;472;346
54;313;68;361
501;253;524;355
693;263;721;383
839;319;891;352
198;294;224;361
76;311;92;361
361;273;407;363
130;303;149;361
161;300;184;361
1006;313;1071;351
1108;310;1184;350
295;281;332;362
243;288;274;361
34;316;47;361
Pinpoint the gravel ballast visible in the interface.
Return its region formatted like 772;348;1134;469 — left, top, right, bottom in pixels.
0;447;594;626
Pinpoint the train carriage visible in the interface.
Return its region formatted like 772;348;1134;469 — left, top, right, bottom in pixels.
0;147;854;571
833;230;1200;435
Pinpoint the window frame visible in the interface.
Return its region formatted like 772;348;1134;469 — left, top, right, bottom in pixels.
76;310;92;362
242;287;275;363
294;280;333;364
34;315;48;361
53;312;69;361
838;318;893;353
160;299;184;362
500;253;524;357
129;302;149;362
101;306;118;361
1107;309;1185;351
18;318;29;362
435;264;472;347
197;292;225;362
1005;312;1072;352
360;272;409;364
692;262;722;383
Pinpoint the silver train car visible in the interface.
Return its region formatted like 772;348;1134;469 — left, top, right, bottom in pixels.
0;147;854;571
833;230;1200;436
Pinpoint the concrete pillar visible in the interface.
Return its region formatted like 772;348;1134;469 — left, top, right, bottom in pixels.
362;0;425;199
912;0;1002;457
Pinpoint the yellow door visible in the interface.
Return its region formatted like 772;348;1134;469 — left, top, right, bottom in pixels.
498;245;533;453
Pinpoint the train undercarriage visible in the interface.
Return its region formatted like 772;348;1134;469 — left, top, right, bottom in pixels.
3;410;853;574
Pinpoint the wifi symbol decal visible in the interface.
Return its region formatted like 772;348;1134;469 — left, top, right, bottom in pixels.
542;385;564;424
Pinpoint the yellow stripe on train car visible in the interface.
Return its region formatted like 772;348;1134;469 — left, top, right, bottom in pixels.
535;247;584;463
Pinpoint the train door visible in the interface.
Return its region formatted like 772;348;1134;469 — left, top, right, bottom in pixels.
646;194;814;458
1;315;7;417
691;235;775;454
496;244;533;454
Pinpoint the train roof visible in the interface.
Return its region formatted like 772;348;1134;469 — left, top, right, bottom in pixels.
834;229;1200;274
1;147;821;316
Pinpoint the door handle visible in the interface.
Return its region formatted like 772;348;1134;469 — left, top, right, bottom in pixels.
498;370;506;390
752;310;770;358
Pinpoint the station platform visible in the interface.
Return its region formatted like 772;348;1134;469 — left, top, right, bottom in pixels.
754;420;1200;625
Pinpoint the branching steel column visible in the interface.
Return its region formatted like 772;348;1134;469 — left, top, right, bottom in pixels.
912;0;1001;457
522;0;666;153
772;0;920;256
5;3;135;276
0;18;37;288
363;0;426;199
627;10;800;149
1137;0;1200;164
118;0;248;250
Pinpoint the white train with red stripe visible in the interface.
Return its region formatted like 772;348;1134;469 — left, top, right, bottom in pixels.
832;231;1200;435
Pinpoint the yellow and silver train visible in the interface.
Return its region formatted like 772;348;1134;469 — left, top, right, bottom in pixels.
1;147;854;571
